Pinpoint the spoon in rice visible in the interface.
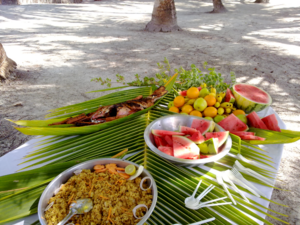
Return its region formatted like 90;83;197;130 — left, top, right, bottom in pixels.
57;198;93;225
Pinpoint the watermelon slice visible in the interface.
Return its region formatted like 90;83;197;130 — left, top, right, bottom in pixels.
261;114;281;132
205;131;229;147
187;131;205;144
153;135;167;147
158;146;173;156
232;83;272;113
180;126;199;136
230;131;255;137
240;135;265;141
247;111;268;130
191;119;213;135
200;154;214;159
225;88;235;104
218;114;248;132
164;135;173;147
152;129;185;137
198;138;219;154
172;135;199;159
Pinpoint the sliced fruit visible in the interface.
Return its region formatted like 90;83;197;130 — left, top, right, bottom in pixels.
200;154;214;159
152;129;185;137
187;131;205;144
158;146;174;156
205;131;229;147
164;135;173;147
191;118;213;135
198;138;219;155
247;111;268;130
218;114;248;132
232;83;272;113
261;114;281;132
125;164;136;176
239;135;265;141
153;135;167;147
172;135;199;159
230;131;255;137
225;88;235;104
180;126;199;136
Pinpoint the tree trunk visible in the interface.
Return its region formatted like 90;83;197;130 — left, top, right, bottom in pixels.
254;0;269;3
145;0;181;32
210;0;228;13
0;44;17;80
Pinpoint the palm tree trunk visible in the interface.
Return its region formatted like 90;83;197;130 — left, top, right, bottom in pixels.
0;44;17;80
145;0;181;32
254;0;269;3
210;0;228;13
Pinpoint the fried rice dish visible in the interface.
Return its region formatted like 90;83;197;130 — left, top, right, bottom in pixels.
44;163;153;225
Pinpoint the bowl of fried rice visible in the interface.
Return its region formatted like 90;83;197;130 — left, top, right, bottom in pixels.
38;158;157;225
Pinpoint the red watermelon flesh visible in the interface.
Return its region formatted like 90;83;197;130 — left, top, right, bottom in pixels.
218;114;248;132
230;131;255;137
180;126;199;136
240;135;265;141
187;131;205;144
158;146;173;156
152;129;185;137
261;114;281;132
164;135;173;147
205;131;229;147
186;155;200;160
200;154;214;159
225;88;235;103
153;135;167;147
191;119;212;135
173;135;199;159
246;111;268;130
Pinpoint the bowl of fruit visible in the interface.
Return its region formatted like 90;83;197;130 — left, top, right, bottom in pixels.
144;114;232;167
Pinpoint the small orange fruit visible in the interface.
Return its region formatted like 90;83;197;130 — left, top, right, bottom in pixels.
187;87;200;99
181;105;194;114
173;96;185;108
232;109;246;116
189;110;202;117
204;95;217;106
203;107;218;118
169;106;179;113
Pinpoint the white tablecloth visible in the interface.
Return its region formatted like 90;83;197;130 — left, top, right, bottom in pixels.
0;107;286;225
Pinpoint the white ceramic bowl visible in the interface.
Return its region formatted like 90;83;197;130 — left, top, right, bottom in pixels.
144;114;232;167
38;158;157;225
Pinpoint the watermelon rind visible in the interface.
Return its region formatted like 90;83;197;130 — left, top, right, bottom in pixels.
198;138;218;155
205;131;229;147
232;83;272;114
172;135;199;159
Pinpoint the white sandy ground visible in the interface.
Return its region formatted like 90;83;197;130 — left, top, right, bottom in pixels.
0;0;299;223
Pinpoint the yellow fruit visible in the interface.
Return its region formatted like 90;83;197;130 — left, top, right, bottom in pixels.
184;97;190;103
204;95;217;106
232;109;246;116
225;108;232;114
174;96;185;107
200;83;207;88
169;106;179;113
125;165;136;175
214;102;220;108
203;107;218;118
181;104;194;114
217;107;225;115
186;99;196;105
208;93;216;97
189;110;202;117
210;88;217;94
187;87;200;99
220;102;233;108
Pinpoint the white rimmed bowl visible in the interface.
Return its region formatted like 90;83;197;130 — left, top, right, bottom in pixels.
144;114;232;167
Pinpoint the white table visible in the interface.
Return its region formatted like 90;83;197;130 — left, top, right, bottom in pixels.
0;107;286;225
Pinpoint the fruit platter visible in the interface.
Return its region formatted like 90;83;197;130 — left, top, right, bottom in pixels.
1;62;300;225
144;115;232;166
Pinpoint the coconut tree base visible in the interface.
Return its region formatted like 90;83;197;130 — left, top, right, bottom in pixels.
145;21;182;32
254;0;269;3
0;44;17;80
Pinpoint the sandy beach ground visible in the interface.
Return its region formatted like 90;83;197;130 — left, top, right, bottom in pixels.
0;0;300;223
